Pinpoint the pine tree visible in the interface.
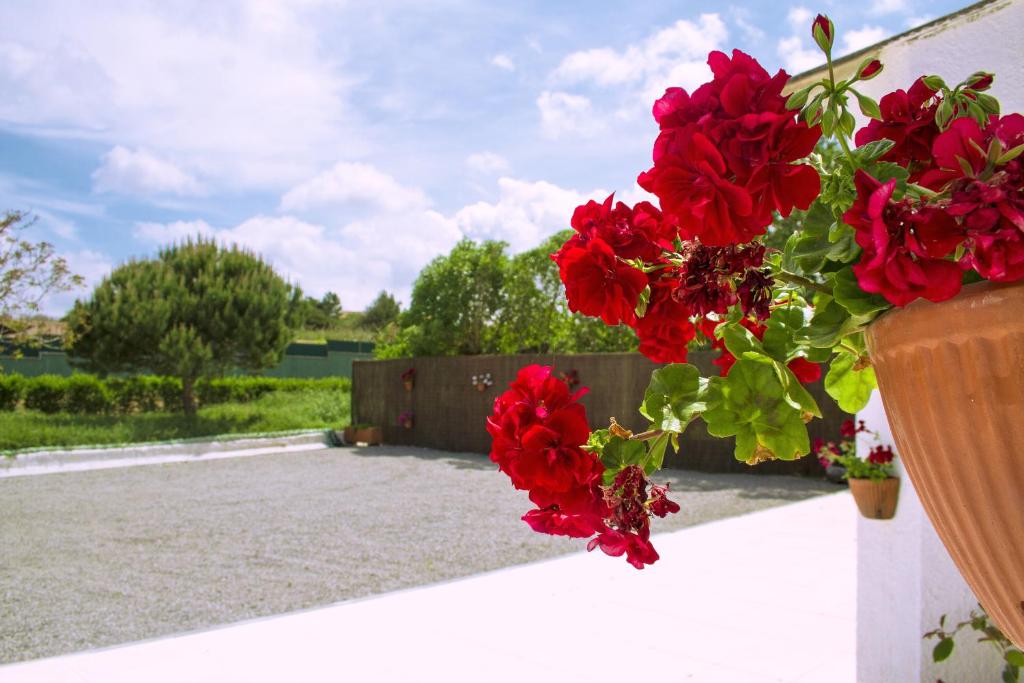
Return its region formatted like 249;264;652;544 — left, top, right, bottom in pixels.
68;238;304;415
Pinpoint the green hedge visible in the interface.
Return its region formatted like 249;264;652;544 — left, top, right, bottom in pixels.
0;374;350;415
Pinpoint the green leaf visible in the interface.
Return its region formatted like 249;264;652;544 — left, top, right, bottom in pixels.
854;91;882;120
599;436;647;485
720;321;764;358
839;109;856;138
801;299;851;348
639;363;709;433
644;432;671;475
771;359;821;418
761;307;806;362
975;92;1000;115
702;355;810;463
832;267;890;317
854;139;895;163
932;637;955;662
1002;665;1018;683
824;352;877;413
635;285;651;318
869;162;910;185
786;84;814;110
1005;650;1024;668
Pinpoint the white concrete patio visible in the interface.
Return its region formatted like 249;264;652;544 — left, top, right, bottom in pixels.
1;491;855;683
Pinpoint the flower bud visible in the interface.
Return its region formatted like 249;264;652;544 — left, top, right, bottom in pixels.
812;14;834;53
857;58;883;80
967;72;994;91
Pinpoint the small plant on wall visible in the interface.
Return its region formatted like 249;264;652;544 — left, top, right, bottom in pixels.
399;410;414;429
560;369;580;389
925;605;1024;682
401;368;416;392
471;372;493;392
816;419;899;519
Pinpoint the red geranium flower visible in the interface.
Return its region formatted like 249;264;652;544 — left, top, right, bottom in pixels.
553;237;648;325
570;194;678;261
867;445;895;465
634;278;697;364
845;171;964;307
854;77;940;181
640;50;820;246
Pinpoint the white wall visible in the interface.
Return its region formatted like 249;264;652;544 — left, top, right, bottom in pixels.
852;3;1024;679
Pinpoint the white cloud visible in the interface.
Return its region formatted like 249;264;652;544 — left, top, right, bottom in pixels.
843;26;887;54
465;152;510;175
132;171;614;306
870;0;908;15
490;54;515;71
0;1;362;190
133;219;213;244
279;162;429;214
732;7;766;43
778;36;823;74
454;177;603;253
787;6;814;30
777;6;824;74
537;91;605;140
550;14;727;96
92;146;203;197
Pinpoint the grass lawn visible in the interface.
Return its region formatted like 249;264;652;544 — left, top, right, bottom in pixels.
0;388;350;453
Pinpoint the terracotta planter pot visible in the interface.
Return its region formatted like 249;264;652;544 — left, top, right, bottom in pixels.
476;383;487;392
403;380;414;392
866;279;1024;647
848;477;899;520
342;426;357;444
354;426;382;445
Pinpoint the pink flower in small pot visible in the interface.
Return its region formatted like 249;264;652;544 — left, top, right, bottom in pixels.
399;410;414;429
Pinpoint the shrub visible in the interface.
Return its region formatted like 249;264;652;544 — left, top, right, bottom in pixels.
0;374;25;411
23;375;67;414
65;374;114;415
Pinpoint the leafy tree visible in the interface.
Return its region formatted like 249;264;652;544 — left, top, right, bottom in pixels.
302;291;343;330
1;211;82;345
375;234;636;358
383;239;507;356
68;238;304;415
361;290;400;330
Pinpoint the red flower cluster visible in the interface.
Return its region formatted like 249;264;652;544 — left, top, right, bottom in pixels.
812;437;842;468
487;365;680;569
855;77;940;181
638;50;821;246
552;195;676;326
867;445;895;465
845;171;964;306
704;317;822;384
848;112;1024;306
839;419;868;438
588;465;680;569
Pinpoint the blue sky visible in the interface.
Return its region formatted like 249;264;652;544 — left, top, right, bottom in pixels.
0;0;970;314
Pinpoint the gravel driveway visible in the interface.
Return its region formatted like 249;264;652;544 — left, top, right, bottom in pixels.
0;446;837;664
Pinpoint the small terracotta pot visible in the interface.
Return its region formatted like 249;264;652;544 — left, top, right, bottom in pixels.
403;380;414;392
401;419;413;430
848;477;899;520
476;383;487;392
867;279;1024;647
354;426;382;445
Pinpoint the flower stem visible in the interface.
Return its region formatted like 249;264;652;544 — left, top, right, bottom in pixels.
629;429;665;442
774;271;832;295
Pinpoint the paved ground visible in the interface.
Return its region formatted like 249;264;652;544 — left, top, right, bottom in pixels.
0;445;837;665
0;493;856;683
